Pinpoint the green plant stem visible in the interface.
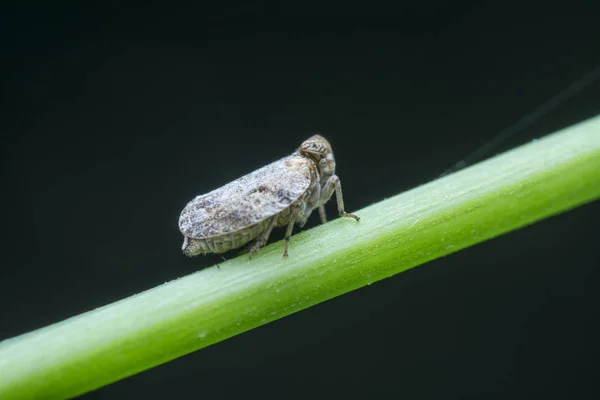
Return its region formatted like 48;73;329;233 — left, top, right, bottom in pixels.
2;115;600;399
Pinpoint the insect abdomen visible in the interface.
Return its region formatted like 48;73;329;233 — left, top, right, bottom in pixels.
182;216;275;256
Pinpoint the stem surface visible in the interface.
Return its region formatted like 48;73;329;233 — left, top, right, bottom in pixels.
1;115;600;399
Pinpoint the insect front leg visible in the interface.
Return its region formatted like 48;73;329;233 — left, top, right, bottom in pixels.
320;175;360;221
248;217;277;259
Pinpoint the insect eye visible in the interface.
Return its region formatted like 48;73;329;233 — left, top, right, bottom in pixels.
299;135;331;159
302;144;323;157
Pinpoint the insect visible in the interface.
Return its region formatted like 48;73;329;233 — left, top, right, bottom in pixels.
178;135;360;259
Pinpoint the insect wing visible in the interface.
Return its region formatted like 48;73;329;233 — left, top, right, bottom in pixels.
179;155;314;238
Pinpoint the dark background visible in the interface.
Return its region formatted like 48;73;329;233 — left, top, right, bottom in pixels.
2;1;600;399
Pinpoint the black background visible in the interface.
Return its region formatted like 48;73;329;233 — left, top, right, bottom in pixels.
2;1;600;399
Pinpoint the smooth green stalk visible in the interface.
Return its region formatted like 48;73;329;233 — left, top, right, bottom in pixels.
2;115;600;399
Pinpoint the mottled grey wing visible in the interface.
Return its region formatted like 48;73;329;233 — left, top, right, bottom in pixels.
179;155;314;238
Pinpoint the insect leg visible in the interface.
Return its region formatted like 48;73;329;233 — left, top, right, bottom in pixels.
283;202;305;257
318;205;327;224
283;218;296;258
321;175;360;221
248;216;277;259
